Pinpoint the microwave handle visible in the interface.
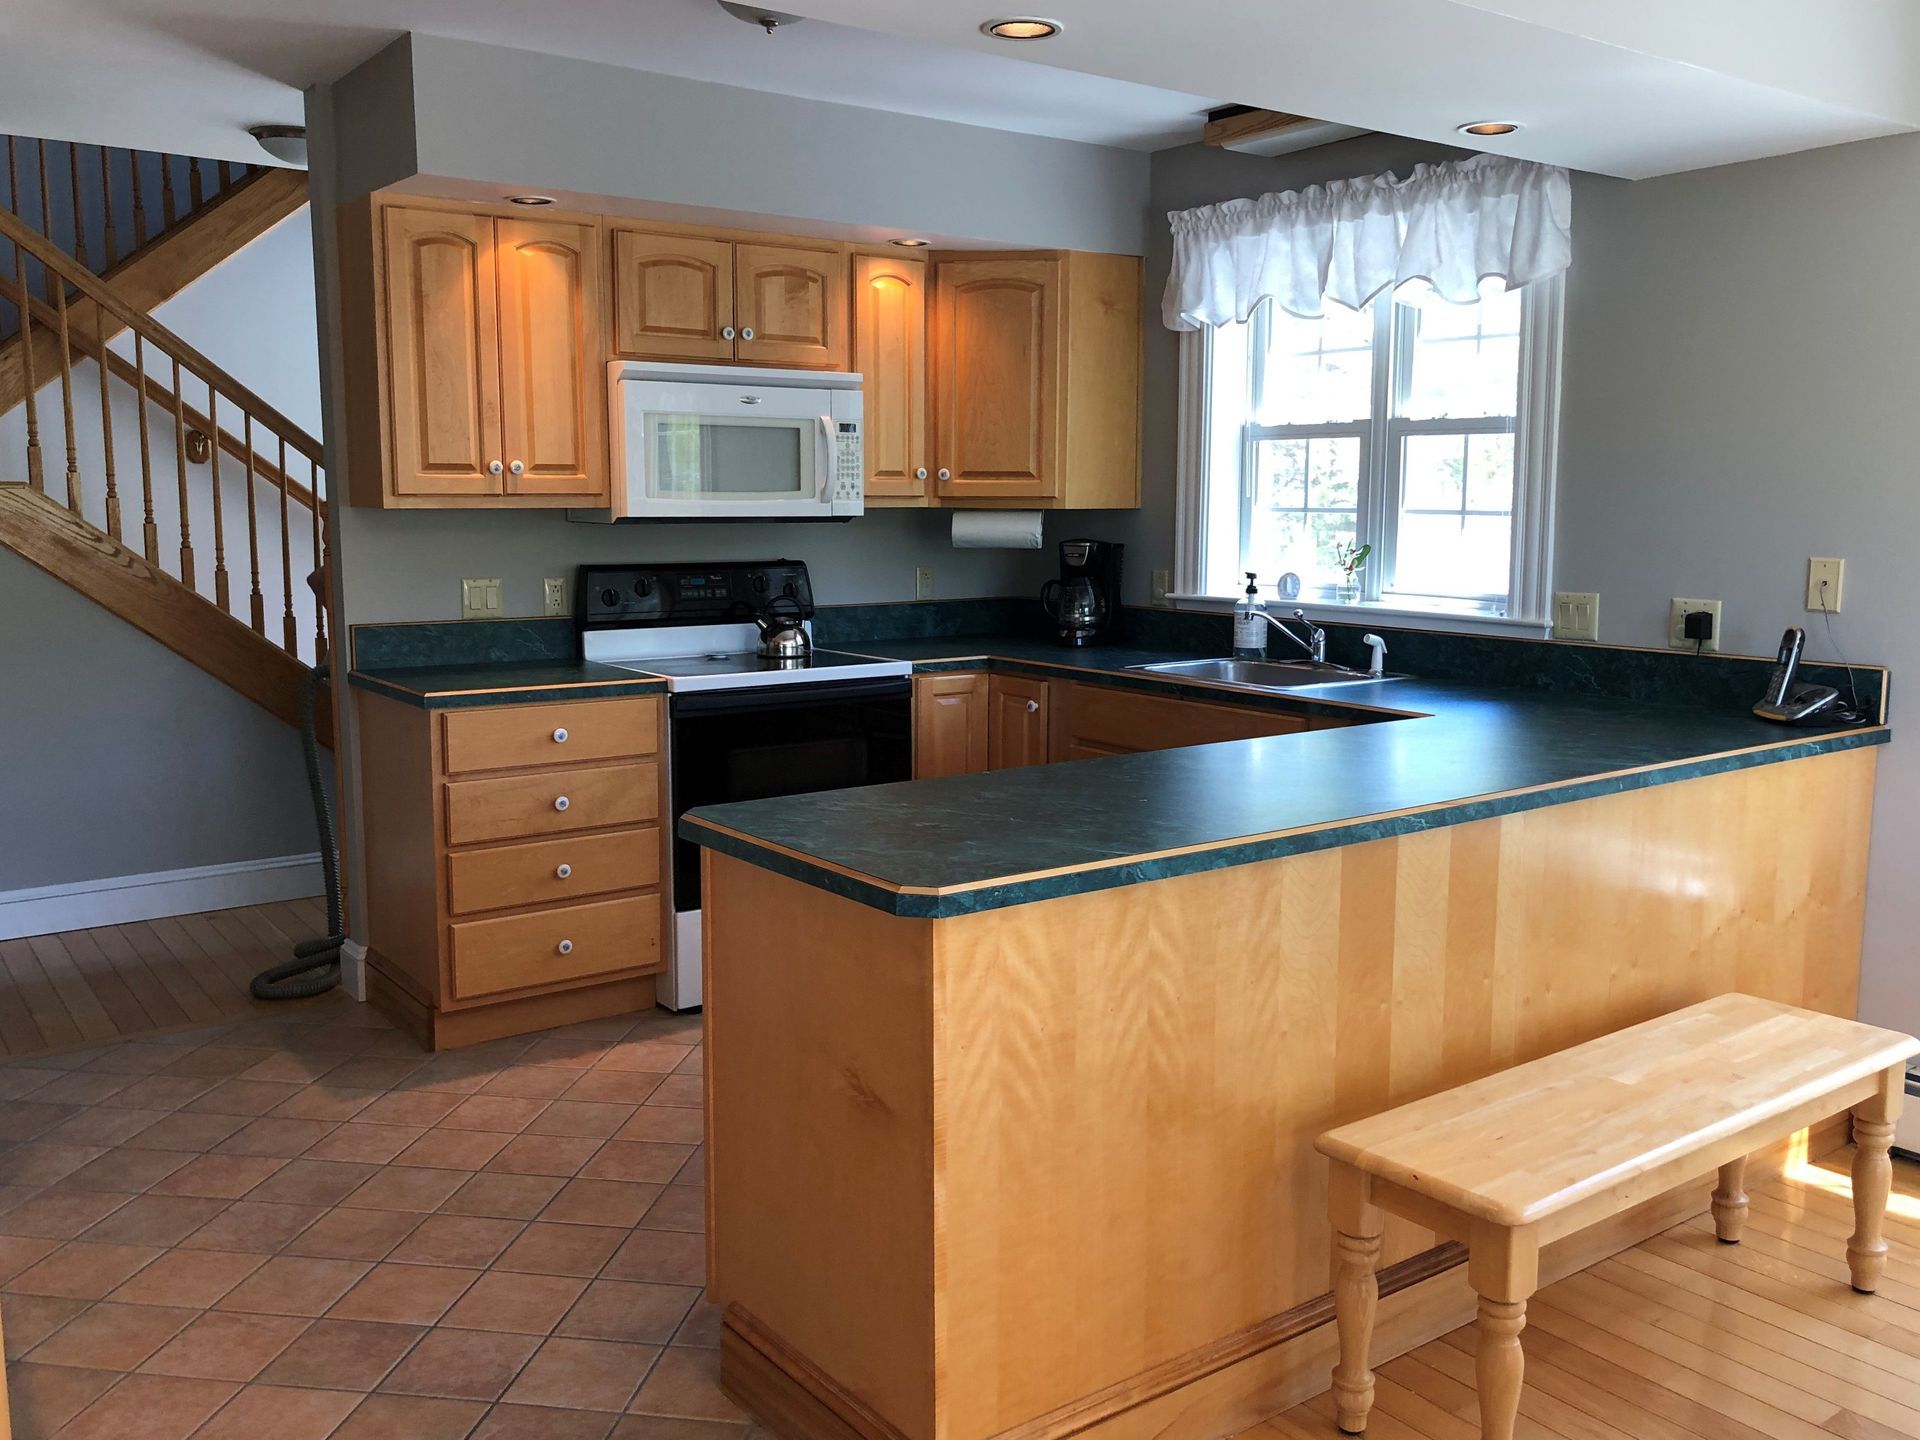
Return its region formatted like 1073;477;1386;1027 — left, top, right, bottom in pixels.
816;415;835;500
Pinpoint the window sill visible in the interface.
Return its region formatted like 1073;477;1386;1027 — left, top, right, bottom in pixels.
1165;594;1553;640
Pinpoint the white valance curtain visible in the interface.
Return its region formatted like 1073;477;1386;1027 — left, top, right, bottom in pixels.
1162;153;1572;331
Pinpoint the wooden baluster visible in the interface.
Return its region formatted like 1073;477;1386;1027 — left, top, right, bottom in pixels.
172;356;194;587
243;413;265;634
36;139;54;301
308;453;325;662
218;159;234;190
96;307;119;540
98;146;117;269
188;156;204;210
161;155;177;229
133;332;157;560
68;143;86;271
278;436;296;653
129;151;149;248
4;136;14;212
53;282;80;513
207;387;229;612
14;216;44;492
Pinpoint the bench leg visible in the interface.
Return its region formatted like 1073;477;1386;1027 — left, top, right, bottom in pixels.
1329;1163;1384;1435
1469;1222;1538;1440
1712;1156;1749;1243
1848;1067;1903;1294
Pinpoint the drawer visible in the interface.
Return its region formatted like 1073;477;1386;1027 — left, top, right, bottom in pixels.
450;894;661;1001
445;761;658;846
442;696;659;775
446;828;661;917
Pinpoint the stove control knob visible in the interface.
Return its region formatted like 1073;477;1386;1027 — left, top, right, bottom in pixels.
553;796;571;812
633;576;653;597
599;587;620;608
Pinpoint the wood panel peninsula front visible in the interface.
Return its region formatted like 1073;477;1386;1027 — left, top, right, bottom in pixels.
680;654;1890;1440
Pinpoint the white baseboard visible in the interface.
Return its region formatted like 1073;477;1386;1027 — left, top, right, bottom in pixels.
0;853;323;941
341;937;369;1003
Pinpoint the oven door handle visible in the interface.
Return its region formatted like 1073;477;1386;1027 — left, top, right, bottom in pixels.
670;676;911;717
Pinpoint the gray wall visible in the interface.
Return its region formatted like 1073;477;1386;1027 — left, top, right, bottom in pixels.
0;547;316;890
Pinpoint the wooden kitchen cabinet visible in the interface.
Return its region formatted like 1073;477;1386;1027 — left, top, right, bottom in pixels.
987;674;1050;770
356;689;669;1049
932;251;1142;509
735;241;849;369
340;198;608;508
1048;682;1309;762
611;227;848;370
610;229;736;363
914;672;990;779
853;251;930;502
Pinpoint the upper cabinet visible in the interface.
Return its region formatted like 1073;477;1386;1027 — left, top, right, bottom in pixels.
341;200;608;509
933;251;1142;510
853;252;929;502
611;229;847;370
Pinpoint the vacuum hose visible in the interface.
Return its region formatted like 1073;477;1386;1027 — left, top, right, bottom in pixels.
251;659;344;1000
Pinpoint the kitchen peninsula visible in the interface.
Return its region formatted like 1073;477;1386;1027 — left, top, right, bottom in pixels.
680;637;1887;1440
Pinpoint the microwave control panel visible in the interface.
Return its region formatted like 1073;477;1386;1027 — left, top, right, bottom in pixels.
831;420;863;513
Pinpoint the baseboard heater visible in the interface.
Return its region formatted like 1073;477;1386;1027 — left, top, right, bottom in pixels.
1897;1064;1920;1161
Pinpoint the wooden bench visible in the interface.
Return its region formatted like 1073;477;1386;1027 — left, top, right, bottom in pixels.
1314;993;1918;1440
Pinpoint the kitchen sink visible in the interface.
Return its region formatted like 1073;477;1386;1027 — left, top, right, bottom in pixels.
1128;657;1405;690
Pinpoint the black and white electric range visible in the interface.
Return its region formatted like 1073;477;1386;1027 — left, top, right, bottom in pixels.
579;561;912;1009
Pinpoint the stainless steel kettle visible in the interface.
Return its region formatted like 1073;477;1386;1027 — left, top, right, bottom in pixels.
754;594;812;659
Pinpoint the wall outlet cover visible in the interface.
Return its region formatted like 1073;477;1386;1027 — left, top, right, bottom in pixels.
1668;597;1722;652
461;577;503;621
1551;591;1599;642
543;577;569;617
1151;569;1171;606
1807;556;1845;613
914;567;935;601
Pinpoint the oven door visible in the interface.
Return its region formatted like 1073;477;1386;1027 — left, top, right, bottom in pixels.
667;677;911;1001
620;378;836;518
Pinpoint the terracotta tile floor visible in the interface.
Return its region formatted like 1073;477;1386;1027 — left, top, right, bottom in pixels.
0;994;738;1440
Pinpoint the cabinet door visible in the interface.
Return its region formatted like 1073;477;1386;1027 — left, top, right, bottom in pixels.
382;208;502;497
853;253;928;499
913;673;990;779
1051;683;1307;763
987;674;1050;770
497;218;606;499
934;258;1059;500
611;230;735;362
735;241;849;370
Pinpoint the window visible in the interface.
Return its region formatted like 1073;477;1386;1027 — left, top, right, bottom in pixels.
1177;279;1562;625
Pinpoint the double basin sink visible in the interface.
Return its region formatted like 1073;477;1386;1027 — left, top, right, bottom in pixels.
1129;657;1404;691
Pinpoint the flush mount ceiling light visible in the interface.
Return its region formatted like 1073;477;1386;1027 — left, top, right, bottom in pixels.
246;124;307;167
718;0;806;32
890;237;931;248
1457;121;1521;137
982;16;1063;39
508;194;556;205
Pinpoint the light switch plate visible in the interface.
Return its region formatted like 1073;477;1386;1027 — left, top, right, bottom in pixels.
1151;569;1171;606
1668;597;1722;652
914;567;935;601
1807;557;1845;613
1551;591;1599;642
543;577;569;617
461;577;502;621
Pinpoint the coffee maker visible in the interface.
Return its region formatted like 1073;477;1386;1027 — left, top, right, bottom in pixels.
1040;539;1123;647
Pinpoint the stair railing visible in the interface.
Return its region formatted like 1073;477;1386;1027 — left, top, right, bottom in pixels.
0;203;326;666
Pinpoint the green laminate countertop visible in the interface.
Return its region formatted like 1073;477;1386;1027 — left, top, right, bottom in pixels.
349;661;666;709
680;635;1889;917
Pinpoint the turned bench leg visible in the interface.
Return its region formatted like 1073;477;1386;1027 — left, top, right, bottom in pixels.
1468;1222;1538;1440
1848;1067;1904;1294
1712;1155;1749;1243
1328;1163;1384;1434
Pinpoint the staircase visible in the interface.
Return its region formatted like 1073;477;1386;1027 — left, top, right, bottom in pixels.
0;134;328;738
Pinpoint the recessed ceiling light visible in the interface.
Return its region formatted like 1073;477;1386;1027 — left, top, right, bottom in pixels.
982;17;1062;39
1457;121;1521;137
890;238;931;248
508;194;556;206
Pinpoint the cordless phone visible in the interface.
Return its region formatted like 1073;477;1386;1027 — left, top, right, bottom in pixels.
1752;627;1841;724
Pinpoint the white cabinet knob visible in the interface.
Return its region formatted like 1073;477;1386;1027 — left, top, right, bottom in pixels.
721;326;737;341
553;795;570;812
509;460;525;476
937;468;951;481
741;326;755;341
1026;700;1040;713
488;460;504;475
915;467;928;480
552;727;569;744
555;863;572;879
557;939;574;956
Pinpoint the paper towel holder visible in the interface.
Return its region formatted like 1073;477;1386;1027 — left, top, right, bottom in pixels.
951;510;1044;550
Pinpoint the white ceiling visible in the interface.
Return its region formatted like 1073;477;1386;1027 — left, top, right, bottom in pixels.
4;0;1917;178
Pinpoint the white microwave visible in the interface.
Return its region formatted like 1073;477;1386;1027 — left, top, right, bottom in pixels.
590;361;864;521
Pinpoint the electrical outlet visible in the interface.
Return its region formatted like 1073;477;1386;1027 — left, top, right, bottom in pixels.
1668;597;1722;652
1151;569;1171;606
914;567;935;601
1807;557;1845;613
1552;591;1599;642
460;577;502;621
543;577;569;617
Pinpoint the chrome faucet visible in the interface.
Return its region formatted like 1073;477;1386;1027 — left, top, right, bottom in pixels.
1263;608;1326;663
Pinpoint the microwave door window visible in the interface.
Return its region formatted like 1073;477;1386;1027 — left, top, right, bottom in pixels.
651;416;704;496
647;414;808;499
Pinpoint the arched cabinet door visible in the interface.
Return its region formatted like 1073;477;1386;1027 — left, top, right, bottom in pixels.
498;219;606;501
612;229;736;362
933;257;1061;501
382;207;502;497
735;241;849;370
853;252;928;499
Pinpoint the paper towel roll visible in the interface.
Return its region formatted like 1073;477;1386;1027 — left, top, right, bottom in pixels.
951;510;1044;549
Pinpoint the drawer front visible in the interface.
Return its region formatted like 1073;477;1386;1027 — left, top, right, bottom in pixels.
446;828;661;917
450;895;661;1001
442;696;659;775
445;762;658;846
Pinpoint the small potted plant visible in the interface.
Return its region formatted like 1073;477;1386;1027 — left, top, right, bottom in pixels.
1334;541;1371;603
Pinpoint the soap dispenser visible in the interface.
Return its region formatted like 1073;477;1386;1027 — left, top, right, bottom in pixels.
1233;573;1266;659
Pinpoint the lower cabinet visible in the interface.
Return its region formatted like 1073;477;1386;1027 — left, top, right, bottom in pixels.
988;674;1050;770
356;690;670;1050
1048;682;1313;762
913;673;991;779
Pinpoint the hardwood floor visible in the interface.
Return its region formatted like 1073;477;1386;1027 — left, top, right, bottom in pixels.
1259;1152;1920;1440
0;900;349;1059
